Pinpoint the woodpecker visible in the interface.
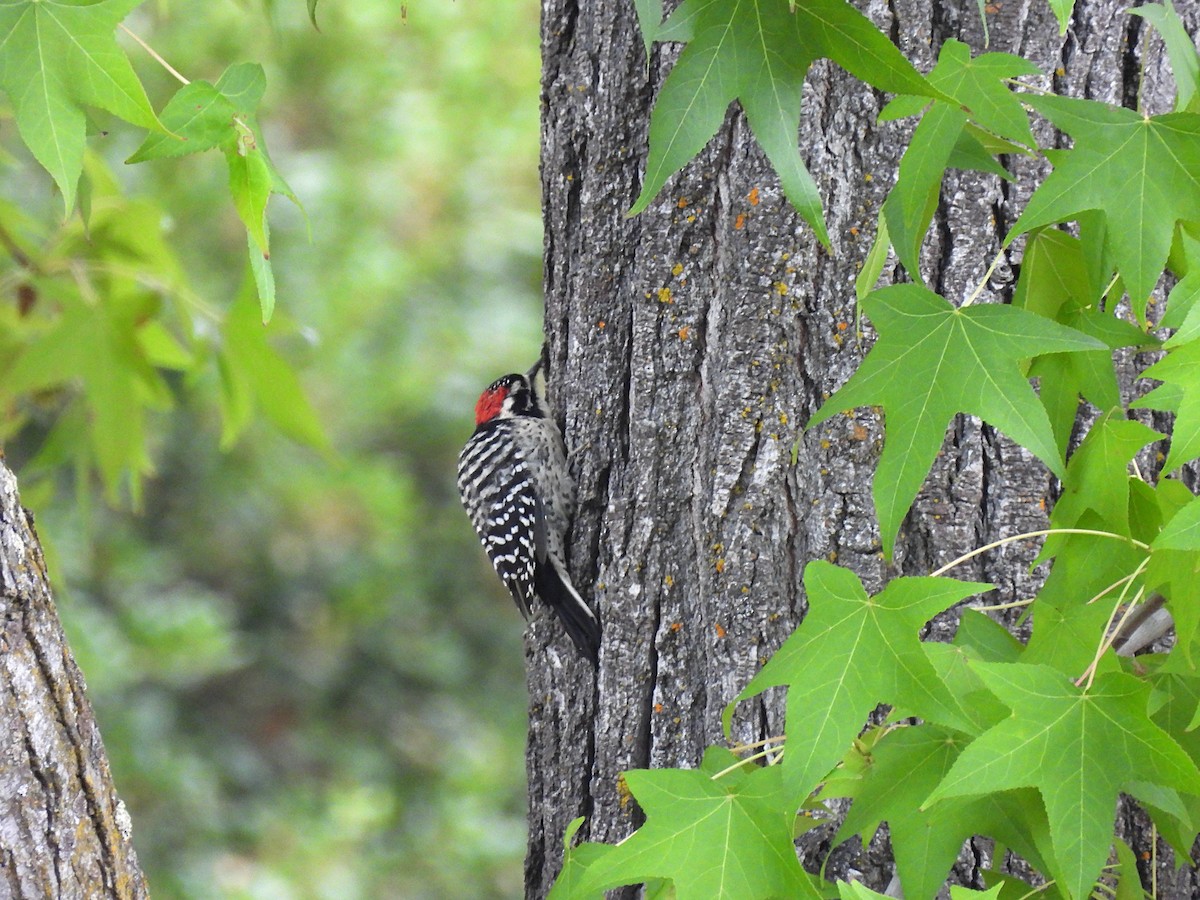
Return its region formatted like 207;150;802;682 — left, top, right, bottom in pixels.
457;358;600;663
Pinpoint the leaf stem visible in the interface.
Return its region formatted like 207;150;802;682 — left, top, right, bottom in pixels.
728;735;786;754
1076;557;1149;689
962;246;1008;307
121;24;190;85
1007;77;1055;97
709;746;785;780
1084;570;1138;606
929;529;1149;578
1100;272;1121;304
973;597;1035;612
1015;879;1058;900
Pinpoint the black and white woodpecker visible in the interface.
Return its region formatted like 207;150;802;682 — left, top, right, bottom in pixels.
456;357;600;663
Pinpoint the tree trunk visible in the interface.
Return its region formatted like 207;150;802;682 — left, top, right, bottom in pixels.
0;457;147;899
529;0;1199;897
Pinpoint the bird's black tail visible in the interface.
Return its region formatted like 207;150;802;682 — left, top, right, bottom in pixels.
535;557;600;665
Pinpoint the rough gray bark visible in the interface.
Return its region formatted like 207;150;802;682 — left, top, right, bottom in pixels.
0;457;147;899
529;0;1200;897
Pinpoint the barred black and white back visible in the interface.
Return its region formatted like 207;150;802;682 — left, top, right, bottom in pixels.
457;363;600;663
457;423;540;617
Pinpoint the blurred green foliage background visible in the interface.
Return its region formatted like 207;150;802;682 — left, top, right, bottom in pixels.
1;0;543;895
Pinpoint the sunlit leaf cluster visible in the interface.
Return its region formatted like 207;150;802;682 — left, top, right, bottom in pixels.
0;0;322;504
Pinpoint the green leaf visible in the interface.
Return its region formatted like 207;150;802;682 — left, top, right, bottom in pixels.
566;747;821;899
127;81;239;162
1111;839;1146;900
1011;97;1200;315
634;0;664;53
883;103;966;277
226;145;273;257
951;888;1004;900
735;562;988;801
923;642;1011;733
1147;495;1200;662
1131;0;1200;114
0;0;163;213
880;40;1036;276
925;39;1039;146
837;882;891;899
249;227;276;324
831;725;978;899
218;277;329;454
947;125;1015;181
1047;412;1161;539
1;288;170;503
855;211;890;302
1015;229;1155;455
1024;522;1148;674
127;61;298;307
307;0;319;28
954;609;1023;664
925;664;1200;900
631;0;934;244
214;61;267;109
1047;0;1075;34
1133;336;1200;472
808;284;1105;556
1154;493;1200;552
828;723;1062;900
548;818;610;900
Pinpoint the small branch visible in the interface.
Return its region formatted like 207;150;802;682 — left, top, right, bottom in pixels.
1085;571;1139;606
727;735;786;754
1077;569;1148;689
974;597;1035;612
1008;77;1056;97
120;24;189;85
929;528;1149;579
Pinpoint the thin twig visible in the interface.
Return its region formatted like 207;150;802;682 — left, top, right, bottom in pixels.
1085;571;1139;606
1077;572;1148;689
974;597;1036;612
120;23;189;85
727;735;786;754
710;746;785;780
930;528;1149;578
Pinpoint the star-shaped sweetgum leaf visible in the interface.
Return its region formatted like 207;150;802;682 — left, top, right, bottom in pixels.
924;39;1039;147
734;561;990;802
925;664;1200;900
632;0;935;245
809;284;1105;556
561;747;821;900
827;725;1065;900
0;0;163;213
1012;95;1200;317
